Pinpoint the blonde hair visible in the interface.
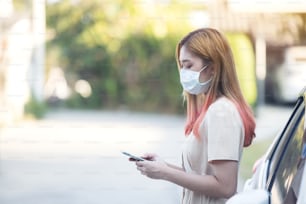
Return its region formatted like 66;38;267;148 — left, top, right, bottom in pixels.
176;28;255;147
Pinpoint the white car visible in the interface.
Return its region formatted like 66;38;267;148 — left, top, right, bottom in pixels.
266;46;306;103
227;87;306;204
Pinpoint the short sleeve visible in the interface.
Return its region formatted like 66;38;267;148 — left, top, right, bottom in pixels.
206;99;244;162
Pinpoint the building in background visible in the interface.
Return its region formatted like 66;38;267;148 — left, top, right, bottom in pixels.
207;0;305;105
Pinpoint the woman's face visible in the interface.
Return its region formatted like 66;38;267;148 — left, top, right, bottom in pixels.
179;45;213;83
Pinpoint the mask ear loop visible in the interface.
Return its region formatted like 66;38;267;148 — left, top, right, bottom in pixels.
199;64;209;73
198;64;212;85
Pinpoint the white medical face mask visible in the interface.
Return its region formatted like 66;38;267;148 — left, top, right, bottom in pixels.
179;65;212;95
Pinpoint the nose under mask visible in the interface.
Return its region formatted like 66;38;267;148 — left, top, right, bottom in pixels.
179;65;212;95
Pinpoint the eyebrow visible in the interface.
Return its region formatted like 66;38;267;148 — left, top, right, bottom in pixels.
180;59;191;64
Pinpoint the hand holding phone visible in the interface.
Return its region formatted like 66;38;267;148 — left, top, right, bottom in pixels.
121;151;145;161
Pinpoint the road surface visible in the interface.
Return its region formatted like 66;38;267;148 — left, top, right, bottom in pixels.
0;105;293;204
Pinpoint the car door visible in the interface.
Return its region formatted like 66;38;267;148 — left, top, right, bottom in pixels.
297;138;306;204
225;90;306;204
265;96;305;204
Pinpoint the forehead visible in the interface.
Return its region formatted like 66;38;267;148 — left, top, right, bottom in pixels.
179;45;201;63
179;46;193;60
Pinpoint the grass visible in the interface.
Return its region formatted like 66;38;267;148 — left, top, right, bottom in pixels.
240;137;274;180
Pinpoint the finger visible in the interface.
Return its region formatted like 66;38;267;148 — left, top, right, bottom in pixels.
129;158;137;162
137;166;146;173
143;153;156;160
135;161;145;167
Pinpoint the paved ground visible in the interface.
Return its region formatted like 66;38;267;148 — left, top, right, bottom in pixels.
254;104;293;141
0;105;293;204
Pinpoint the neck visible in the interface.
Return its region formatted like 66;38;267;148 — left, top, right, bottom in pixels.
196;94;206;111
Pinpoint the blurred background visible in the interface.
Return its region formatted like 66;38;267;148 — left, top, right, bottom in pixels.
0;0;305;203
1;0;306;119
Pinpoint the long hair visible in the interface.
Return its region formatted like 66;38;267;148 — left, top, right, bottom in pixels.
175;28;255;147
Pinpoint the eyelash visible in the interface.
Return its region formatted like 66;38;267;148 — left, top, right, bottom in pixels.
182;65;192;69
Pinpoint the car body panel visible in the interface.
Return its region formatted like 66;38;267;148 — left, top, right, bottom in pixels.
297;164;306;204
226;189;269;204
227;86;306;204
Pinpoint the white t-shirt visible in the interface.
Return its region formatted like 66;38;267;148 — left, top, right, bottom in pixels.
181;97;245;204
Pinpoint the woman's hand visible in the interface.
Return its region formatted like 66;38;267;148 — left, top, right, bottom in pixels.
135;153;169;180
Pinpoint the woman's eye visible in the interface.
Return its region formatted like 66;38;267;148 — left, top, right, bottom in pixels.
181;63;192;69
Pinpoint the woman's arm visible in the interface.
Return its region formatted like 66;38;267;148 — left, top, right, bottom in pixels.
137;159;238;199
137;153;184;171
166;162;184;171
165;160;238;198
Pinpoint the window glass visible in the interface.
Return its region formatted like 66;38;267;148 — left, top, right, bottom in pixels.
270;111;305;204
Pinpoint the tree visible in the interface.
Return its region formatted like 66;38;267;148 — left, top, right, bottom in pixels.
46;0;203;112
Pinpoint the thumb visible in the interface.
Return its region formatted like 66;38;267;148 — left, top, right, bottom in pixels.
142;153;157;161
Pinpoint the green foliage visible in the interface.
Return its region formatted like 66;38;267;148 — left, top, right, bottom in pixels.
12;0;31;11
225;33;258;108
46;0;197;113
47;0;121;109
115;33;183;113
24;95;47;119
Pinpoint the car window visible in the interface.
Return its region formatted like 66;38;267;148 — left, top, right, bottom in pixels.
267;100;304;183
269;105;305;204
285;144;306;204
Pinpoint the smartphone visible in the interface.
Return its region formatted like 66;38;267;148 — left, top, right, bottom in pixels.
121;151;145;161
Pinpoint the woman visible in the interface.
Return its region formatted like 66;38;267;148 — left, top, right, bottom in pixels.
133;28;256;204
